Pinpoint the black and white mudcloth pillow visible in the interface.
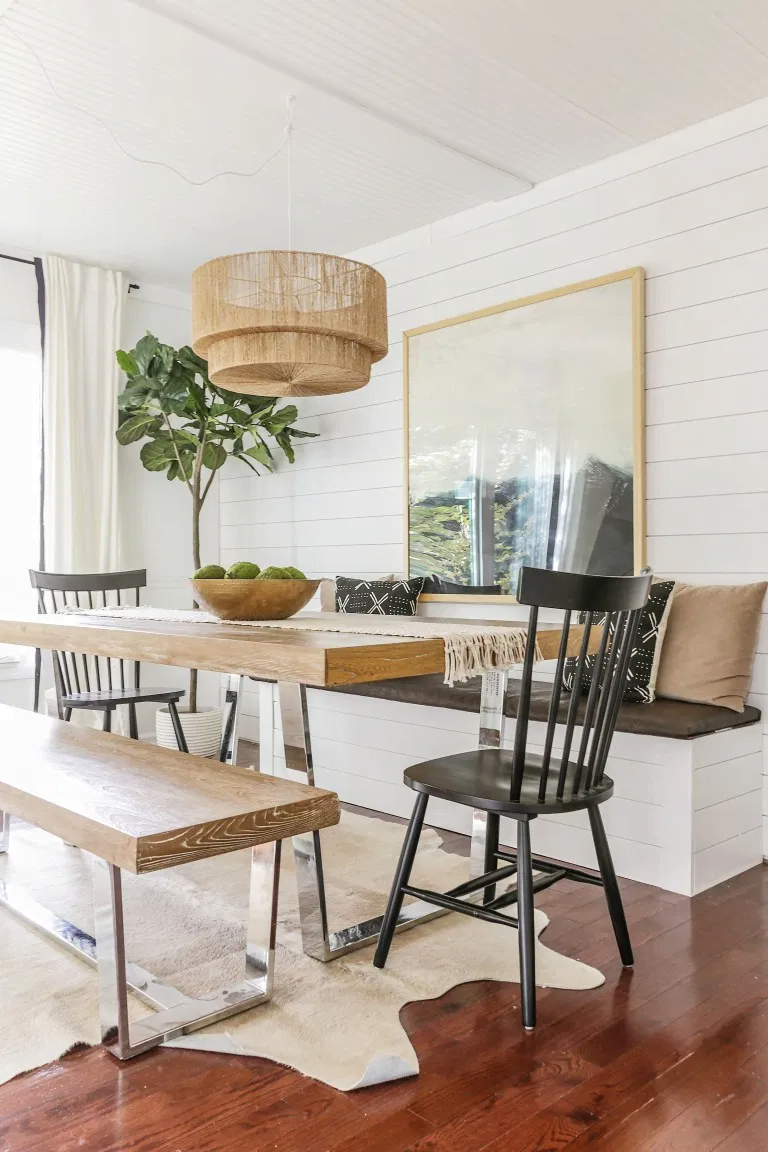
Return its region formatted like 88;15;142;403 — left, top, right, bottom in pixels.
335;576;425;616
562;580;676;704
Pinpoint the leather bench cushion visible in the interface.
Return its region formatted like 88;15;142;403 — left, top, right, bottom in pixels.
324;675;762;739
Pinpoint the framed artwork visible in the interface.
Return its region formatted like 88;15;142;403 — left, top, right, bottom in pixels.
404;268;645;600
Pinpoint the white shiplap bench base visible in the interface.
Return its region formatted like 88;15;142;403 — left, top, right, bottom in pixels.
250;685;763;898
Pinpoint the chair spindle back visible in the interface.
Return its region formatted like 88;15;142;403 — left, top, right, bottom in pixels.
511;567;653;803
29;569;146;709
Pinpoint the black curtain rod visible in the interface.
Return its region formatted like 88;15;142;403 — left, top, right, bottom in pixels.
1;253;140;293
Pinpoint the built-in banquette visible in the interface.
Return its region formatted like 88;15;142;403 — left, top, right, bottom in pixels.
252;577;766;899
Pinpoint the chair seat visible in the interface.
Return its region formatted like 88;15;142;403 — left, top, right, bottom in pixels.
62;687;185;710
404;749;614;815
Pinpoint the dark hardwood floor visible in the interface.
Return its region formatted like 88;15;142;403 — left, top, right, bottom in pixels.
2;744;768;1151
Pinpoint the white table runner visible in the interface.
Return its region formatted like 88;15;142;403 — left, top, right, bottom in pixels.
66;606;537;685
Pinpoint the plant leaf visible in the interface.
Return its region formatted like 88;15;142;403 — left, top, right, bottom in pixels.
177;451;196;481
261;405;299;435
115;349;139;377
244;441;273;468
177;345;209;376
115;413;161;445
202;442;227;470
275;429;295;464
233;452;261;474
140;438;175;471
245;396;279;414
153;342;175;381
133;332;160;375
117;378;153;410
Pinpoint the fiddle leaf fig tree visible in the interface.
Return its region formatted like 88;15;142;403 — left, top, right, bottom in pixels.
115;332;315;711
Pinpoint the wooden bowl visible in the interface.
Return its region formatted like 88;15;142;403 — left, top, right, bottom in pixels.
191;578;320;621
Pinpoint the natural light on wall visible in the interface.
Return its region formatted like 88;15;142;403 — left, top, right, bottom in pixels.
0;258;41;665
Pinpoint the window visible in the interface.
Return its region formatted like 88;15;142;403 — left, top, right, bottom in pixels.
0;257;42;663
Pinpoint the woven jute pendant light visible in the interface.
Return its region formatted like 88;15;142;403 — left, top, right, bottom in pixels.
191;250;388;397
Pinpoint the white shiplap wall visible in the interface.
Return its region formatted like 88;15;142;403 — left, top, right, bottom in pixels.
219;97;768;852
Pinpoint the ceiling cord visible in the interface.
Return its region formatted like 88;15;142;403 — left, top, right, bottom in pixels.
286;94;295;248
0;16;291;188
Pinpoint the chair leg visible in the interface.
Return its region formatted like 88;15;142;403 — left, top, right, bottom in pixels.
128;704;139;741
373;792;429;969
103;710;112;733
589;805;633;967
516;817;536;1031
167;701;189;754
63;708;72;723
483;811;500;904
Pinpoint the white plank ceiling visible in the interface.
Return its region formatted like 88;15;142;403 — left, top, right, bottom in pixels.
2;0;768;286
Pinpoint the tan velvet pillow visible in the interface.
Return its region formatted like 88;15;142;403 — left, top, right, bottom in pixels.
655;582;767;712
319;574;397;612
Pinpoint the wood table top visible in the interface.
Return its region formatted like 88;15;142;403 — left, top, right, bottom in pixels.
0;705;339;873
0;611;592;687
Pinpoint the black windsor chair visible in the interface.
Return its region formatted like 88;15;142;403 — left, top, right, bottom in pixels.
30;568;188;750
373;565;653;1031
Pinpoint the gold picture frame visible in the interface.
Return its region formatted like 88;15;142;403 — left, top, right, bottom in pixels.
403;267;646;602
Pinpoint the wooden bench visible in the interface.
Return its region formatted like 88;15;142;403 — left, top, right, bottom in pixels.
0;704;339;1059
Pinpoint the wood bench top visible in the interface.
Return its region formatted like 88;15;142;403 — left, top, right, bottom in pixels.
0;705;339;874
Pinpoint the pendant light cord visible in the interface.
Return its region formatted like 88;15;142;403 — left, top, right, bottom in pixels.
0;16;292;188
287;94;296;249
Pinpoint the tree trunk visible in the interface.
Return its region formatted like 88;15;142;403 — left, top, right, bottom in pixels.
189;490;202;714
192;494;202;572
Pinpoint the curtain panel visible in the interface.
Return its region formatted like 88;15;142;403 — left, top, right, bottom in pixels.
42;255;126;571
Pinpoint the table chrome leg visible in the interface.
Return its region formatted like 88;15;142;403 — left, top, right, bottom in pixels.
277;682;330;957
276;681;447;962
92;842;281;1060
470;669;508;879
220;674;243;765
0;810;9;854
258;681;275;775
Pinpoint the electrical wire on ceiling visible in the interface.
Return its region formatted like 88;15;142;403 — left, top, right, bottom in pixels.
0;14;292;188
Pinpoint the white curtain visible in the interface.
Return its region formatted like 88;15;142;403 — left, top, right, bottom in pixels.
42;255;126;572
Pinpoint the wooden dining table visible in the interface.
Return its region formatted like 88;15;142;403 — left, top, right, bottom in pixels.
0;610;593;962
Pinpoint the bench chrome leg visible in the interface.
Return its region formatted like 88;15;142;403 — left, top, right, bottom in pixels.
276;681;447;962
0;810;9;854
93;840;281;1059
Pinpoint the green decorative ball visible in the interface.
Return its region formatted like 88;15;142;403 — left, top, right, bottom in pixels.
283;566;307;580
193;564;226;580
226;562;261;580
257;566;291;580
